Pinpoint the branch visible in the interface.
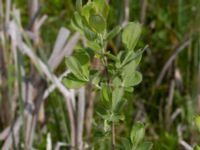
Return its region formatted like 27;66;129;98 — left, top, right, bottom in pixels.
179;140;193;150
140;0;148;24
20;42;77;147
156;39;191;86
77;87;86;149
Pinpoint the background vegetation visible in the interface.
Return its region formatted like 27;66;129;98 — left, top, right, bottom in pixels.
0;0;200;149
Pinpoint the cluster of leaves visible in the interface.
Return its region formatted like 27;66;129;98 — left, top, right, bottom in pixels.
121;122;153;150
63;0;152;149
65;0;142;117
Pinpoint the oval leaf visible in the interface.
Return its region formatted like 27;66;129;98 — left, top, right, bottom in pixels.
65;56;83;79
89;14;106;33
123;71;142;87
130;122;145;146
74;49;90;78
112;87;124;112
63;73;86;89
93;0;109;18
122;22;142;50
83;26;97;40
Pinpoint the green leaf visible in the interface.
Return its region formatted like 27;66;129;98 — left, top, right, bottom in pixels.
82;2;94;20
114;99;127;113
63;73;86;89
112;77;124;111
122;58;137;76
74;49;90;78
65;56;83;79
89;14;106;33
123;71;142;87
194;145;200;150
121;138;132;150
122;22;142;50
83;26;97;41
100;85;111;108
87;41;101;51
106;26;121;40
71;12;84;32
101;85;110;102
74;50;90;66
65;51;90;81
122;56;142;87
96;106;107;119
71;12;99;41
80;16;98;40
130;122;145;146
195;115;200;132
112;87;124;112
135;142;153;150
121;48;145;67
113;77;122;87
93;0;109;18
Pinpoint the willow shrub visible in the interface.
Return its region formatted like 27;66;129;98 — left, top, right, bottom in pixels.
63;0;152;149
